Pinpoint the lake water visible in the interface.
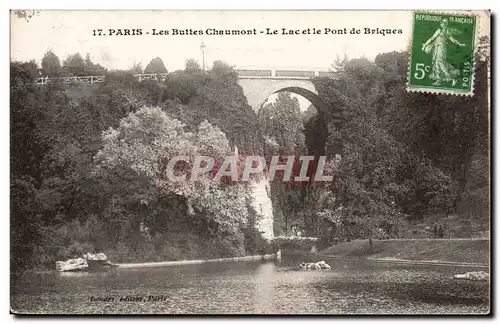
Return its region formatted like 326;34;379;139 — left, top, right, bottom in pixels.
11;256;490;315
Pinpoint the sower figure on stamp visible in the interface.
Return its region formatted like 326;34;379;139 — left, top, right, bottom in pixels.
421;18;466;86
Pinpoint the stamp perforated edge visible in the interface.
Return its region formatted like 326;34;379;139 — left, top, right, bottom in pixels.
406;10;481;97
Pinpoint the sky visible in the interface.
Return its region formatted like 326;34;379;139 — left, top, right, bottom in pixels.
10;10;490;109
8;10;447;71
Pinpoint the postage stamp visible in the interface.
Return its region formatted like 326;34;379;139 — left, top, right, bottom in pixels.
407;11;478;96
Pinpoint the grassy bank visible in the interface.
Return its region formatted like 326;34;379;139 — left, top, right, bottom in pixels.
318;239;490;265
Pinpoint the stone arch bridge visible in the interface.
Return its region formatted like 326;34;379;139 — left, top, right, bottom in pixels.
234;69;334;113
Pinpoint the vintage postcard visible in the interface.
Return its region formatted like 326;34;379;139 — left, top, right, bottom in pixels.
10;10;491;315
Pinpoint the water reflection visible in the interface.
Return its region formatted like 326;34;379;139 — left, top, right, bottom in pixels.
58;271;115;278
253;262;276;313
11;256;489;315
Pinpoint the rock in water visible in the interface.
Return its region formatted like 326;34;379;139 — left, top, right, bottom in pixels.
56;253;114;272
317;260;331;270
83;252;114;268
56;258;89;272
453;271;489;281
299;260;332;271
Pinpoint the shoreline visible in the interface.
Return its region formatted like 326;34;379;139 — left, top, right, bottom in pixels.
12;254;278;275
18;250;489;275
284;252;489;269
310;238;490;269
20;238;490;274
112;253;277;269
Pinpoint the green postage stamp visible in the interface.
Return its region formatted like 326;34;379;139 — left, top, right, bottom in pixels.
407;11;478;96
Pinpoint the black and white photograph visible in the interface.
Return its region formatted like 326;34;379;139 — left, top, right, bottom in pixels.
9;9;491;315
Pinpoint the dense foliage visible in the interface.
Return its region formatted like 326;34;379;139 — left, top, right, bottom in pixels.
310;48;490;241
11;42;490;271
11;56;267;272
144;57;168;74
257;47;489;241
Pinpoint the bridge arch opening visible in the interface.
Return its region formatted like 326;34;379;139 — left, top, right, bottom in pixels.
257;89;330;238
237;76;336;239
263;86;327;116
258;87;328;157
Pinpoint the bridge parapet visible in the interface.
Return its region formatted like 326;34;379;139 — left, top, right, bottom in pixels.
317;71;336;78
235;69;334;80
275;70;315;78
235;69;272;77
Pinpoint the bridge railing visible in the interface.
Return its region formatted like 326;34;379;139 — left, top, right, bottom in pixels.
34;75;107;85
235;69;335;79
33;69;336;85
317;71;337;78
275;70;315;78
34;76;50;85
33;74;167;85
134;73;169;82
235;69;272;77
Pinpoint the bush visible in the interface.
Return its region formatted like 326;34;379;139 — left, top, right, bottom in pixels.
58;241;95;260
30;246;56;271
103;242;132;263
101;231;251;264
159;244;182;261
213;235;246;258
244;230;277;255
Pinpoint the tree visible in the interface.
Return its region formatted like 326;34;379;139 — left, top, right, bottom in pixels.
41;50;62;76
259;92;306;155
312;57;408;239
10;60;72;271
95;106;252;238
144;57;168;74
129;62;143;74
187;61;260;154
185;59;201;72
62;53;86;76
403;157;455;219
374;51;488;219
302;104;318;123
211;61;237;79
163;71;208;105
310;49;490;240
83;53;107;75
